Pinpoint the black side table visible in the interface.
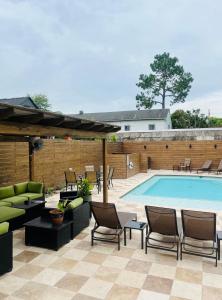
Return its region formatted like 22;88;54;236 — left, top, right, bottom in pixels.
217;231;222;260
124;221;148;249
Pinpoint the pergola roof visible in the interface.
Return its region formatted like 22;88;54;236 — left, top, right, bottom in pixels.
0;103;120;137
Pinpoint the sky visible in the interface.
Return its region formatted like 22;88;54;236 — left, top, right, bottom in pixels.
0;0;222;116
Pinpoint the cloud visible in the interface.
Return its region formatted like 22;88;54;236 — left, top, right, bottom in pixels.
0;0;222;115
173;91;222;117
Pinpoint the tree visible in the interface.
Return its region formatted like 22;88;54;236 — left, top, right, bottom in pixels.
208;117;222;127
136;52;193;109
31;94;51;111
171;109;209;129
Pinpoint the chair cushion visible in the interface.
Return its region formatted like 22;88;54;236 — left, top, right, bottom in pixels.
0;207;25;222
3;196;28;205
0;222;9;235
27;182;43;194
0;186;15;200
0;201;11;207
14;182;28;195
19;193;43;200
67;197;83;209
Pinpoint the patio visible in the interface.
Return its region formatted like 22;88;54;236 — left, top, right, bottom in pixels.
1;171;222;300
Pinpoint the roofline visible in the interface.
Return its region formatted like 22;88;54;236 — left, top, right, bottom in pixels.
0;96;40;109
28;96;39;109
73;109;170;122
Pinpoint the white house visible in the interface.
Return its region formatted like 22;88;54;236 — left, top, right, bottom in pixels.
72;109;172;132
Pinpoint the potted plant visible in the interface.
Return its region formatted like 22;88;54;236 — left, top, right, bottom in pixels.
49;200;68;225
77;179;93;202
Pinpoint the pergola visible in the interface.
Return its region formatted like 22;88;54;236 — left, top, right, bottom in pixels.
0;103;120;203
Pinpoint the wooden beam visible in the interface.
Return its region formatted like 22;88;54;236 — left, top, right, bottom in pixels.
10;113;45;124
0;135;29;142
0;107;15;120
40;116;65;126
102;138;108;203
62;120;82;128
0;121;107;138
29;142;33;180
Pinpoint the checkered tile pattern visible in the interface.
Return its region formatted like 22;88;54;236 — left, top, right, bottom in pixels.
1;171;222;300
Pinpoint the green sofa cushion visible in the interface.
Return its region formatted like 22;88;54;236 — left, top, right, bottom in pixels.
0;222;9;235
27;182;43;194
67;197;83;209
0;185;15;200
0;207;25;222
14;182;28;195
3;196;28;206
0;201;11;207
19;193;43;200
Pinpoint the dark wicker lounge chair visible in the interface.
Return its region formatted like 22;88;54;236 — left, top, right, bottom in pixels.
181;209;218;266
64;170;78;191
216;160;222;174
197;160;212;173
145;206;180;260
90;201;137;250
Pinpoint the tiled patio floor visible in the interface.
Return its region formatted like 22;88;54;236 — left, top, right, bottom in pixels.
1;171;222;300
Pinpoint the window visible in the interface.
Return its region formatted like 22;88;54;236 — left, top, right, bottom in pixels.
148;124;155;130
124;125;130;131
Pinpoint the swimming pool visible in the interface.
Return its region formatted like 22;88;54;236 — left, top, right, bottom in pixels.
122;175;222;210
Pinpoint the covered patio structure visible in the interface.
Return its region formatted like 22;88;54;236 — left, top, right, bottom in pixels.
0;102;120;203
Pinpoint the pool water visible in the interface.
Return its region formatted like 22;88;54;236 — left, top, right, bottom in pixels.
122;175;222;210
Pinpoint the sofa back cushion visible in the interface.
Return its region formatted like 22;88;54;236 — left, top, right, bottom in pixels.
0;222;9;235
14;182;28;195
0;186;15;200
67;197;83;209
27;182;43;194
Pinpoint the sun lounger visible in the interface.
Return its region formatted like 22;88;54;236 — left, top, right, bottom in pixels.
90;201;137;250
145;206;180;260
216;160;222;174
180;209;218;266
197;160;212;173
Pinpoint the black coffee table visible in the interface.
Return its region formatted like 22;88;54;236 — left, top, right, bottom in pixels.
124;220;148;249
24;217;72;250
13;200;46;223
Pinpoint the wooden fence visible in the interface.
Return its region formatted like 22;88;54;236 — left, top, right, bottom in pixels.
1;139;222;188
0;142;29;186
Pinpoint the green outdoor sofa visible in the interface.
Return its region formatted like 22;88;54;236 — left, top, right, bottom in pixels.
0;222;13;276
0;181;44;206
0;181;44;229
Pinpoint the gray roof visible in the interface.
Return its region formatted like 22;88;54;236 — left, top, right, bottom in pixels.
0;97;39;109
72;109;170;122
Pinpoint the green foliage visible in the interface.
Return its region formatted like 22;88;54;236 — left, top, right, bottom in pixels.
136;52;193;109
107;134;118;142
77;179;93;197
171;109;209;129
31;94;52;111
57;200;68;212
208;117;222;127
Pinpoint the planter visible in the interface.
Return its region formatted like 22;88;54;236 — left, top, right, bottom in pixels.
83;194;92;202
49;209;64;225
